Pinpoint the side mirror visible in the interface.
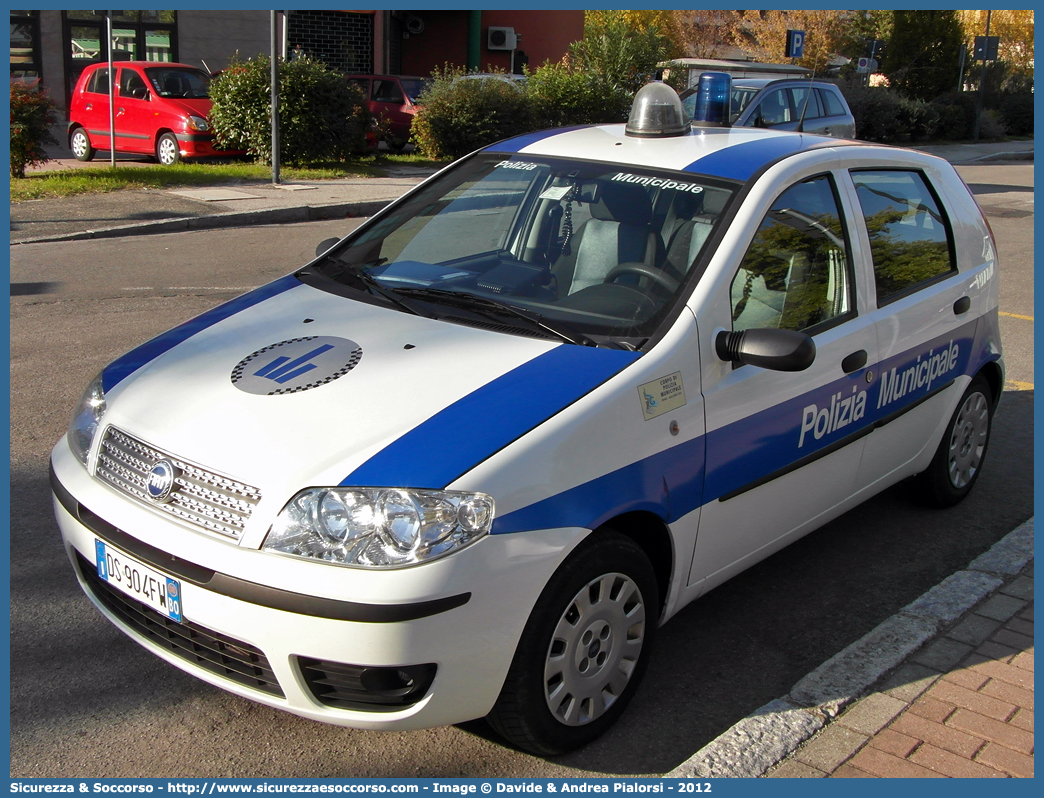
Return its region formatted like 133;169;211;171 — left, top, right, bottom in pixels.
716;328;816;372
315;238;340;258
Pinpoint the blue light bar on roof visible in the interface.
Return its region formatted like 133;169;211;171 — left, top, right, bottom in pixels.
692;72;732;128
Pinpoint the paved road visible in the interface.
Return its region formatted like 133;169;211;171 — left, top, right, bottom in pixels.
8;164;1033;778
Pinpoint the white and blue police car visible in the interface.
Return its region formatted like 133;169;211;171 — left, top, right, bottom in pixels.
51;79;1002;755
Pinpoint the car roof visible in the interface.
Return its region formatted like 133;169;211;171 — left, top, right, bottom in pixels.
343;74;427;81
483;124;876;183
730;77;836;90
85;61;201;70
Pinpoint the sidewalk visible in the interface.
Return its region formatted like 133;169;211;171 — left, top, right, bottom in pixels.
10;138;1032;246
668;518;1034;779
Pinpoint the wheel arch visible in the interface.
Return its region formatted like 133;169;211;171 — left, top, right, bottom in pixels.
594;510;673;617
977;359;1004;410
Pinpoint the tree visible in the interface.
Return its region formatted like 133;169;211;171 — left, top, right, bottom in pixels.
570;11;675;95
729;10;853;75
671;10;742;59
958;10;1034;75
886;11;965;102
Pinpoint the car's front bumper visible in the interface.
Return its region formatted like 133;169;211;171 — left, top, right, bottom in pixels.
50;437;586;730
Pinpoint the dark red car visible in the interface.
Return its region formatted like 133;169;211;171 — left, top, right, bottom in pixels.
345;74;430;150
68;61;240;165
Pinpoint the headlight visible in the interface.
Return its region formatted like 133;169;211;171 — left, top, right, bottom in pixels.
264;487;495;568
186;115;209;132
68;373;106;467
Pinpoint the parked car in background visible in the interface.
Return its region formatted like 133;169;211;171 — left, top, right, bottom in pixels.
682;77;856;139
345;74;430;151
67;61;241;165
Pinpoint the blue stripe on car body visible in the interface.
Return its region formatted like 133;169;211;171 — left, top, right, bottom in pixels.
484;126;587;153
102;274;302;392
492;322;990;535
341;345;642;490
683;135;821;182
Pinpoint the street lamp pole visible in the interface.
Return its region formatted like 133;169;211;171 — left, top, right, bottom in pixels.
973;10;992;142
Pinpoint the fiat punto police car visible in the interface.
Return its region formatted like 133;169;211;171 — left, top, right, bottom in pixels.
51;80;1002;755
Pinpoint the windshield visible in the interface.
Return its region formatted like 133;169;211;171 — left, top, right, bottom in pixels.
399;78;430;103
307;153;735;346
144;66;210;99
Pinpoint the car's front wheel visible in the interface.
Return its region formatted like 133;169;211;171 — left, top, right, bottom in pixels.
915;375;993;507
487;530;658;755
156;133;181;166
70;127;95;161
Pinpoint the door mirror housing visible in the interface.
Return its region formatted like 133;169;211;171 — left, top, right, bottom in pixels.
315;238;340;258
716;328;816;372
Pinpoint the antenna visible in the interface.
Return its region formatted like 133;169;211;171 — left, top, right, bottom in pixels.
796;48;822;132
201;58;211;74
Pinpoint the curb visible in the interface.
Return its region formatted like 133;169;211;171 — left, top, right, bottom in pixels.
666;517;1034;779
968;150;1034;163
11;199;392;245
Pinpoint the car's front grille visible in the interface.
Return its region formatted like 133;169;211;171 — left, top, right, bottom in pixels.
95;427;261;540
77;552;284;697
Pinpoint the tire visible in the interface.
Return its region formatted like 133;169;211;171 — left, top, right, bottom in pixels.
914;376;993;507
487;531;659;756
70;127;95;162
156;133;181;166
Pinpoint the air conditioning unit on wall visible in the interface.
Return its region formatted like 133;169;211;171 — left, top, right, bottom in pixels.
487;27;517;50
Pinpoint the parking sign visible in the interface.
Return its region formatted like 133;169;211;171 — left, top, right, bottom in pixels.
786;29;805;59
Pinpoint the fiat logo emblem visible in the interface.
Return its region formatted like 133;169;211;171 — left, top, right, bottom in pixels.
146;459;178;503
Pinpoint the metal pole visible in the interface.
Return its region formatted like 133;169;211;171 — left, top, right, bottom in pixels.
271;10;279;184
107;10;115;167
957;43;967;92
973;10;992;141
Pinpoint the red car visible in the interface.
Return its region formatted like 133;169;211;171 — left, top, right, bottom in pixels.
344;74;430;151
68;61;240;165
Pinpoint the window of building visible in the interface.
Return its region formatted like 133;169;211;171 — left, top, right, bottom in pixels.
62;11;177;104
851;170;956;305
10;10;41;83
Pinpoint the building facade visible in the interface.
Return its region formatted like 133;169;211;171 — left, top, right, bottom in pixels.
12;9;584;117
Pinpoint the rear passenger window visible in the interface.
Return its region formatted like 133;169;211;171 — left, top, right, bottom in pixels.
731;175;852;333
851;170;956;305
819;89;847;117
788;87;821;119
87;67;111;94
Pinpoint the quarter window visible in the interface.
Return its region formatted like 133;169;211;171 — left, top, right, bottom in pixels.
731;175;852;333
851;170;956;304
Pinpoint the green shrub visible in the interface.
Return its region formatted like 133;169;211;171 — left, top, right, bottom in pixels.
208;54;368;166
525;60;631;129
411;66;534;160
10;82;58;178
840;82;941;143
998;93;1033;136
928;92;978;140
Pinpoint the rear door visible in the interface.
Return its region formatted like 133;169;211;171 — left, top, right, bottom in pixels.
689;162;879;590
77;66;113;149
844;165;973;489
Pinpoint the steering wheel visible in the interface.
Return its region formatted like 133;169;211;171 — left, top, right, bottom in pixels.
604;262;680;294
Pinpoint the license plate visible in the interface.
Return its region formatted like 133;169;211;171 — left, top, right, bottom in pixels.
94;539;183;623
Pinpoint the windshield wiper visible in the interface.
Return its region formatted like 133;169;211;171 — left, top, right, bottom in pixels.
395;287;598;347
318;259;432;319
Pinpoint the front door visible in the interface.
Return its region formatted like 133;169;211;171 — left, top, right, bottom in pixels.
690;170;879;589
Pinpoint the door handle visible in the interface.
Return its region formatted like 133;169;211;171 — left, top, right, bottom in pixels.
85;102;93;111
953;296;971;315
841;350;868;374
117;107;126;117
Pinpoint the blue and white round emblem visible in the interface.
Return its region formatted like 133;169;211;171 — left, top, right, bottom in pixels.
146;459;177;502
231;336;363;396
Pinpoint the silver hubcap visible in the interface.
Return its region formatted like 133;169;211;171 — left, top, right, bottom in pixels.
72;132;88;157
947;391;989;488
158;137;178;164
544;572;646;727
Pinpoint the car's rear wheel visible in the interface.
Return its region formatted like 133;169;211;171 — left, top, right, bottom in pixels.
486;530;658;755
70;127;95;161
914;376;993;507
156;133;181;166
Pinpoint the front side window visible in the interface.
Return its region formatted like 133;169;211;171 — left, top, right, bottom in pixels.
373;79;404;104
306;154;736;346
119;67;148;98
851;170;955;304
731;175;852;333
753;89;791;126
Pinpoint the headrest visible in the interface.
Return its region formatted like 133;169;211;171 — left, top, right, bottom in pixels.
589;181;652;227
